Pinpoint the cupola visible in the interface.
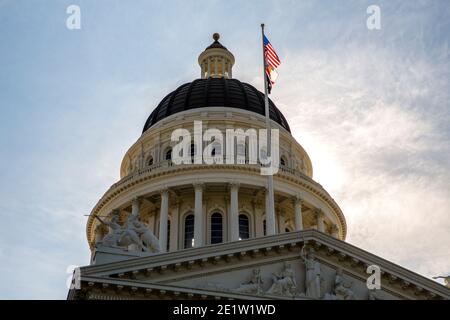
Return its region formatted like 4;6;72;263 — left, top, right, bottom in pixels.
198;33;235;79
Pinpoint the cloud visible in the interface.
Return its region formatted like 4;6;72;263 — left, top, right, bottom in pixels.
0;80;161;299
0;0;449;298
263;34;450;279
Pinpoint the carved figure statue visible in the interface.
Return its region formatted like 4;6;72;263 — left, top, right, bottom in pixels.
95;213;160;253
129;215;161;252
301;247;321;299
323;268;355;300
266;262;297;296
333;268;355;300
433;275;450;288
368;289;380;300
235;268;263;294
94;214;123;247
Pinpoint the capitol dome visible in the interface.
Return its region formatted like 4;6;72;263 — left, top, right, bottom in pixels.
69;33;450;302
86;33;347;256
143;78;291;133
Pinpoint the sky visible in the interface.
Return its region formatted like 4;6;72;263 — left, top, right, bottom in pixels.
0;0;449;299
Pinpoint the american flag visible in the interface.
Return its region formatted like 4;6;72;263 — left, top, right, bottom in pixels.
263;35;281;93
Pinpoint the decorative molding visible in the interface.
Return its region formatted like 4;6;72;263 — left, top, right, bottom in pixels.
86;164;347;247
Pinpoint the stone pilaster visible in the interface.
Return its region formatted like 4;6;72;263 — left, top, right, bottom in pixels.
265;188;276;236
229;183;240;241
293;196;304;231
314;209;325;232
193;183;204;247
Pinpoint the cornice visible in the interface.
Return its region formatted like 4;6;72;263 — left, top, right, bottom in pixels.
69;275;280;300
86;164;347;247
79;230;449;299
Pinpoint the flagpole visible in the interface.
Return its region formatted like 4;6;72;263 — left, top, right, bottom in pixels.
261;23;276;236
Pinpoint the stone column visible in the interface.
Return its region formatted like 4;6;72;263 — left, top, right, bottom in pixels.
207;58;211;77
230;183;240;241
224;195;230;241
293;196;304;231
193;183;204;247
265;188;276;236
331;224;339;239
222;59;225;77
214;57;218;75
131;197;141;217
315;209;325;232
170;200;180;251
159;189;169;252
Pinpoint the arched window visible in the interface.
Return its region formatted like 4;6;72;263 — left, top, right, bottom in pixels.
239;214;250;240
184;214;194;248
237;143;246;164
190;143;196;163
210;212;223;244
148;156;154;166
165;148;172;161
260;147;267;165
280;156;286;166
263;219;267;236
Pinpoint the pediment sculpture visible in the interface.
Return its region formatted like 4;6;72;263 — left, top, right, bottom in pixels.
266;262;298;297
300;247;322;299
232;263;298;297
323;268;355;300
234;268;263;295
433;275;450;288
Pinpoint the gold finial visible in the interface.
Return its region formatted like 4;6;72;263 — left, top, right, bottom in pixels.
213;33;220;41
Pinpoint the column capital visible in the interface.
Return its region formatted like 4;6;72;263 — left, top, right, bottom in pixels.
193;182;204;191
160;187;169;197
313;208;324;218
292;195;304;206
228;182;240;190
331;224;339;233
131;196;142;205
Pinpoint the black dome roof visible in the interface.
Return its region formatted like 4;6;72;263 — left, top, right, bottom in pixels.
142;78;291;133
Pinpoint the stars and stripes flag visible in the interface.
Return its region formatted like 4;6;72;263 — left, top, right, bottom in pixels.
263;35;281;94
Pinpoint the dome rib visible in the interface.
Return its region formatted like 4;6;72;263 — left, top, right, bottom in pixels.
184;79;200;110
142;78;291;133
247;82;265;115
235;79;250;109
222;77;229;108
166;83;189;118
204;77;212;108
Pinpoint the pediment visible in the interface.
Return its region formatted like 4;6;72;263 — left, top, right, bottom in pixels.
71;230;450;300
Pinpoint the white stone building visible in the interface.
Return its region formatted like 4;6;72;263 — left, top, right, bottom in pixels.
67;34;450;300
